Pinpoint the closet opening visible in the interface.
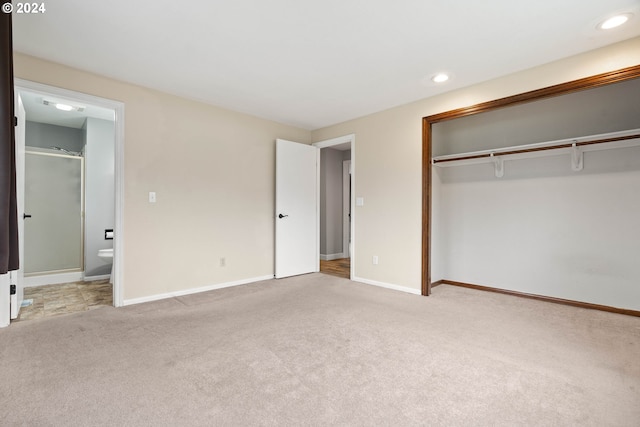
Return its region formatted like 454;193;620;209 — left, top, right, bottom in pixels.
422;65;640;316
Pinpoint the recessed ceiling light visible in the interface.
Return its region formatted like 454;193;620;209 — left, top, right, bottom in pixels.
432;73;449;83
598;14;632;30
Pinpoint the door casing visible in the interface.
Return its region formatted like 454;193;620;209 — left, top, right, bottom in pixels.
15;79;125;307
313;134;355;280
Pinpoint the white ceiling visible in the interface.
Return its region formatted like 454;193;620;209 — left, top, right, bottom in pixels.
12;0;640;130
17;90;115;129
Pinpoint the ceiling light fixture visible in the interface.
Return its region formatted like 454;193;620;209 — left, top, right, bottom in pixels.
598;14;631;30
55;103;74;111
43;99;85;112
432;73;449;83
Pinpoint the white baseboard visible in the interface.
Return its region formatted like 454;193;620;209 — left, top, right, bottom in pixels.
123;275;274;306
320;253;348;261
352;276;421;296
25;271;84;287
84;274;111;282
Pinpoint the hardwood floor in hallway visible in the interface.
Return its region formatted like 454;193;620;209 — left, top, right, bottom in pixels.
320;258;350;279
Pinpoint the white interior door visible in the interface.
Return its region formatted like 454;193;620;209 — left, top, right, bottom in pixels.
275;139;319;278
10;93;25;319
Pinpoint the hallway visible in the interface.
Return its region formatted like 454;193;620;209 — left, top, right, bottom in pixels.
320;258;350;279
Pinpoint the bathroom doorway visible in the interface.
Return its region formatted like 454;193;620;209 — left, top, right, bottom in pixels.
12;79;125;321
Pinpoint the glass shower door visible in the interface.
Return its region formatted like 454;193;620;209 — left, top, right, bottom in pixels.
24;151;84;275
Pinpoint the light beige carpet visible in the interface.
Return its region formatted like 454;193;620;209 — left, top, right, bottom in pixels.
1;273;639;426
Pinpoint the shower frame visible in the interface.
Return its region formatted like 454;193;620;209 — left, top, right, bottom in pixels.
23;148;85;277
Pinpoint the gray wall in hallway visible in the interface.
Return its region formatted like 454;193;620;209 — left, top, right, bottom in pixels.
320;148;349;256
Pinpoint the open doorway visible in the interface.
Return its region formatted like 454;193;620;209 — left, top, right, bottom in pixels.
11;79;124;322
314;135;354;280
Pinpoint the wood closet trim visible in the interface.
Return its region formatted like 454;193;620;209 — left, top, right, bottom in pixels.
440;280;640;317
421;64;640;297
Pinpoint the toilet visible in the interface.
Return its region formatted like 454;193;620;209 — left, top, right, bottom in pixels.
97;248;114;283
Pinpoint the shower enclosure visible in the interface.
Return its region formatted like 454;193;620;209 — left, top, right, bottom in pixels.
24;149;84;275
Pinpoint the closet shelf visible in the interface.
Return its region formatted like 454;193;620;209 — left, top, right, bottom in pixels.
432;128;640;171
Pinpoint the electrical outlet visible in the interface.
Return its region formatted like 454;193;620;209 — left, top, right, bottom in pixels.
220;257;226;267
372;255;379;265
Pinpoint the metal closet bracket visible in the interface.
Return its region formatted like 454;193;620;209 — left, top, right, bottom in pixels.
491;152;504;178
571;142;583;172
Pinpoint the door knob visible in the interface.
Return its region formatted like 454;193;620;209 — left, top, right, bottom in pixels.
23;213;32;219
278;213;288;219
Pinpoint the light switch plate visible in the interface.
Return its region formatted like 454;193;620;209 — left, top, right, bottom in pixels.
149;192;156;203
356;197;364;207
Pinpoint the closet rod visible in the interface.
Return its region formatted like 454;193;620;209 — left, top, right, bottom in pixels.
432;133;640;164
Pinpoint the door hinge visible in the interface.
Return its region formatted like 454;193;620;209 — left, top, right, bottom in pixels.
14;116;18;126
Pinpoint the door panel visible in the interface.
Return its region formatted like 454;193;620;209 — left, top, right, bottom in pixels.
10;94;25;320
275;139;319;278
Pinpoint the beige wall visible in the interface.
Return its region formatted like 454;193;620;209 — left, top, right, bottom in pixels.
14;53;311;301
312;36;640;293
14;36;640;301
